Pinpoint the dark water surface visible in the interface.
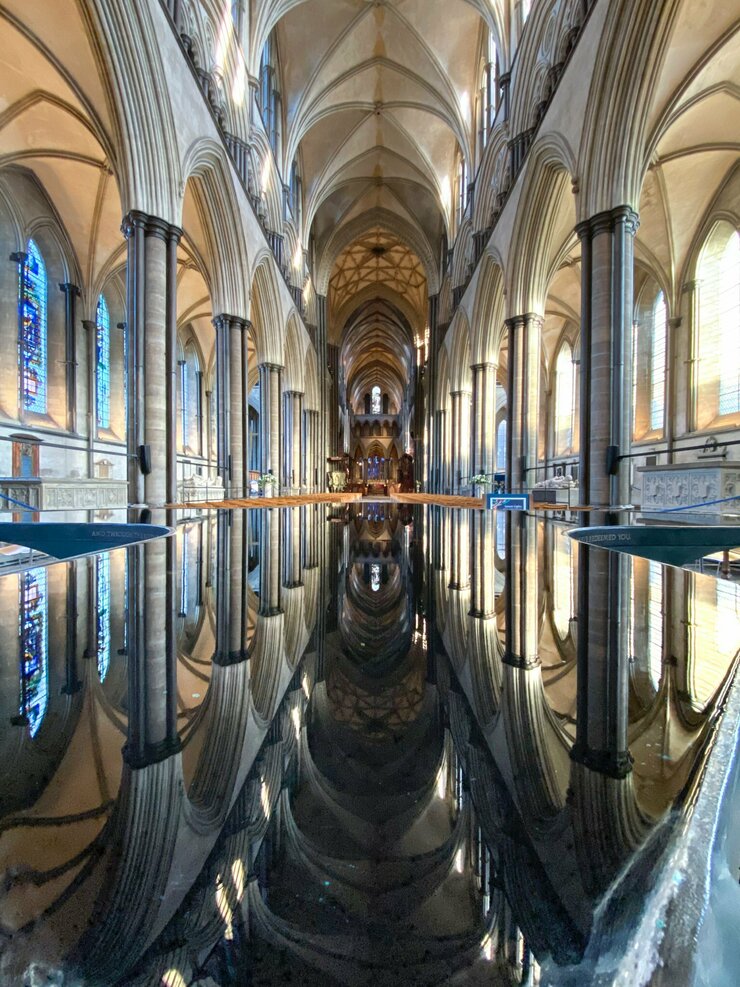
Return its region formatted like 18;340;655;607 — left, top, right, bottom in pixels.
0;506;737;986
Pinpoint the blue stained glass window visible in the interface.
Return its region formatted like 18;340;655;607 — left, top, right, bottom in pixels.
96;295;111;429
19;567;48;737
97;554;111;681
20;240;48;414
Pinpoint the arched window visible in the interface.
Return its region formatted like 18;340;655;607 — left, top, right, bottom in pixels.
258;34;283;159
695;224;740;427
371;385;382;415
96;295;111;430
479;32;499;151
496;418;507;471
20;239;48;414
19;567;48;737
290;159;303;229
181;341;202;454
521;0;532;26
632;287;667;439
455;151;468;229
97;554;111;681
650;291;667;432
554;343;575;455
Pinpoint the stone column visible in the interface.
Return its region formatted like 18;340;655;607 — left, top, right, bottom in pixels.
283;390;303;488
576;206;638;512
505;314;542;493
471;361;497;479
292;392;303;489
258;363;283;482
450;392;461;492
213;314;249;497
122;211;182;507
59;282;81;433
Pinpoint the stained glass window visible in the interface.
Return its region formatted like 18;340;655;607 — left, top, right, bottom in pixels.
97;554;111;681
96;295;111;429
19;567;48;737
371;385;382;415
20;240;48;414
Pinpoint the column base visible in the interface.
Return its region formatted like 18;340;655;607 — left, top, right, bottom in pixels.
501;650;541;669
123;735;182;769
569;742;633;779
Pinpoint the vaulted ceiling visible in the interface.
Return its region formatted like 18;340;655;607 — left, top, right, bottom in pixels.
271;0;489;382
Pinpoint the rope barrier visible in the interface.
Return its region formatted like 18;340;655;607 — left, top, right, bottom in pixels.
647;494;740;514
0;491;37;512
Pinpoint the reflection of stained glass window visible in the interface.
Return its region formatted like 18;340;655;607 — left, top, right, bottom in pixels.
370;563;381;592
553;526;573;639
371;385;382;414
20;240;48;414
180;528;189;615
97;554;111;681
96;296;111;429
19;567;48;737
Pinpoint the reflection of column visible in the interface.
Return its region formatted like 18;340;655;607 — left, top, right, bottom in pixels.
577;207;638;511
571;545;631;776
470;509;496;618
503;512;539;667
228;511;247;662
121;212;182;507
213;510;231;664
506;314;542;493
259;509;282;616
124;535;179;765
258;363;283;480
471;362;496;478
283;507;303;588
448;510;470;590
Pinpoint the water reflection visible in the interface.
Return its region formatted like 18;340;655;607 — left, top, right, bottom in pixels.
0;506;737;984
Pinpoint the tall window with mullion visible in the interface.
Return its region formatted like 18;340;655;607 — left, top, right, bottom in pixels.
19;239;48;414
96;294;111;430
554;341;576;456
694;222;740;428
632;285;667;440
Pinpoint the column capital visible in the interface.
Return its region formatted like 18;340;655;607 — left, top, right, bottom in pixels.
471;361;497;372
58;282;81;297
213;313;249;333
258;361;285;372
577;205;639;240
284;389;304;398
9;251;28;266
81;319;96;333
121;210;183;242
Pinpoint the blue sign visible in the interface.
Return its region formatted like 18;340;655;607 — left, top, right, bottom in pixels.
486;493;529;511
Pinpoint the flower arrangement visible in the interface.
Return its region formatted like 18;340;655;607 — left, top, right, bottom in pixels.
257;472;278;488
471;474;488;486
